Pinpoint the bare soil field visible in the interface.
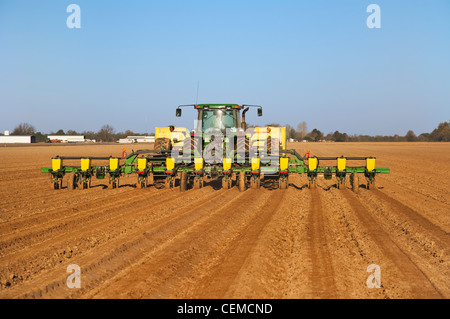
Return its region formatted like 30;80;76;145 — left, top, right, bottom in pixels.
0;142;448;299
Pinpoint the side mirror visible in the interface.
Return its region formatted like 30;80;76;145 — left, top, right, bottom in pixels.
176;108;182;117
257;108;263;117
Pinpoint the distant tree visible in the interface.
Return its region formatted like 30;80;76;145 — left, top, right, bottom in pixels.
429;122;450;141
308;128;324;142
297;121;307;140
66;129;79;135
285;124;296;140
55;129;65;135
405;130;418;142
82;131;96;140
97;125;115;142
331;130;348;142
418;133;430;141
34;132;46;143
12;123;35;135
115;130;138;140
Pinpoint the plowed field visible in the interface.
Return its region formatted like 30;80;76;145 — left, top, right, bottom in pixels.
0;142;448;299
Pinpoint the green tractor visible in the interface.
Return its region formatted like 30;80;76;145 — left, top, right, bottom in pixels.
42;103;390;192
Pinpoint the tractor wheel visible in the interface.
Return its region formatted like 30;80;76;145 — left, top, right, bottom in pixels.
154;138;172;152
238;173;247;192
180;171;188;192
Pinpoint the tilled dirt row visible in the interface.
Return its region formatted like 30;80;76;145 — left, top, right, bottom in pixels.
0;143;448;298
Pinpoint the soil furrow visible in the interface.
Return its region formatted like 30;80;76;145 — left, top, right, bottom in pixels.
307;188;337;298
341;189;444;298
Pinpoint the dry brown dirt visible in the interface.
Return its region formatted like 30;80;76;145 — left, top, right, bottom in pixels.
0;142;448;299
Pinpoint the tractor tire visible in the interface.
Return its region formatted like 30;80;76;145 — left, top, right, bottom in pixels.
154;138;172;152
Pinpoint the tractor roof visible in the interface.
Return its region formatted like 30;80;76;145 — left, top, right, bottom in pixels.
196;104;243;109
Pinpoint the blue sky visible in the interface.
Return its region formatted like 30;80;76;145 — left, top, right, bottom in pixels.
0;0;449;136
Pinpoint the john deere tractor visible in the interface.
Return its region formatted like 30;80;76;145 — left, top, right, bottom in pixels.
42;103;389;192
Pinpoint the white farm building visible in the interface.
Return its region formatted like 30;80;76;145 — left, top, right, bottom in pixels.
47;135;86;143
0;135;35;143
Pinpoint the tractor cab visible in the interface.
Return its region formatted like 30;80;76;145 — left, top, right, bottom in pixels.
176;104;263;134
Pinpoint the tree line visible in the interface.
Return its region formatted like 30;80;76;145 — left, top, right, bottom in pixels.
3;121;450;142
269;121;450;142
